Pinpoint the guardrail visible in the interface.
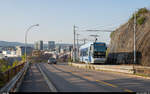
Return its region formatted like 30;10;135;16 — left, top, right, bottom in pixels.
0;62;29;92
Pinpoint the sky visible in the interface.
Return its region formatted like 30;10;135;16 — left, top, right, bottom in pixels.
0;0;150;44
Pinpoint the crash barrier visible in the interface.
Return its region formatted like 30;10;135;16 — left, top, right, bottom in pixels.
0;62;29;92
68;62;134;74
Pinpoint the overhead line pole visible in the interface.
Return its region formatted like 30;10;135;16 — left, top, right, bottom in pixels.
133;11;137;74
73;25;77;62
76;34;80;61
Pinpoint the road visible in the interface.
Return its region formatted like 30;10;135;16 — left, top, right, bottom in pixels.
36;62;150;92
19;63;50;92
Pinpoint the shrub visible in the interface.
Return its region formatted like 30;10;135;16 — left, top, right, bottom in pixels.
106;48;110;57
130;8;148;21
137;8;148;15
137;16;146;25
110;31;115;38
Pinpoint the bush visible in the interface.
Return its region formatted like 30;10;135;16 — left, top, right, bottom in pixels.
137;16;146;25
137;8;148;15
106;48;110;57
130;8;148;21
0;59;9;72
110;31;115;38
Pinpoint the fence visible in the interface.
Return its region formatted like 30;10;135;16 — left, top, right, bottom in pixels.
0;63;25;88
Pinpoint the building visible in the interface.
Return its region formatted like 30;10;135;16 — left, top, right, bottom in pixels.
2;50;18;57
2;46;16;51
55;44;61;53
16;46;33;56
34;41;38;50
48;41;55;51
34;40;43;50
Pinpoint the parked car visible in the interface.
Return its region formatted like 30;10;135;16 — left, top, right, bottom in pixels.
48;58;57;64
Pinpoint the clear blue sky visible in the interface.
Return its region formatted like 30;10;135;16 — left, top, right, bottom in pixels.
0;0;150;44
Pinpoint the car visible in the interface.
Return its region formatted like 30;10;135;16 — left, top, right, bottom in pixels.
48;58;57;64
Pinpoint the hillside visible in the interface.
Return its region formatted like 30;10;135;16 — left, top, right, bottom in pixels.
0;41;24;47
107;8;150;66
0;41;34;47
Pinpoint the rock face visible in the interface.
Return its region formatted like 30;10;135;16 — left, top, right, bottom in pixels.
107;8;150;66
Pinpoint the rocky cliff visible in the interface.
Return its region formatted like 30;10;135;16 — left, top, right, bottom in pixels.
107;8;150;66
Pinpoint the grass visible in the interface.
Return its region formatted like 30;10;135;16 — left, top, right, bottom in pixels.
135;73;150;78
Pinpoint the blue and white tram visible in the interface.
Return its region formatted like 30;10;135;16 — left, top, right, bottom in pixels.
79;42;107;64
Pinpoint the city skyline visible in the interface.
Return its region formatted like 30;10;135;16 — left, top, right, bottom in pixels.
0;0;150;44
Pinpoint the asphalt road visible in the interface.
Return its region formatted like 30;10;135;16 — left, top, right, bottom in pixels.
38;62;150;92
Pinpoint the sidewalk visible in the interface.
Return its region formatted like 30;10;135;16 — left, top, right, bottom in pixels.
18;63;50;92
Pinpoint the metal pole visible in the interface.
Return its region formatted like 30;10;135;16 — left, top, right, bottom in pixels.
77;34;80;61
25;24;39;63
73;25;76;62
84;39;86;44
133;11;136;74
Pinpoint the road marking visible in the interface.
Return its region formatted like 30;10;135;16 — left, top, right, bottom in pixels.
52;64;133;92
124;89;133;92
37;64;58;92
96;80;118;88
95;80;133;92
69;70;133;92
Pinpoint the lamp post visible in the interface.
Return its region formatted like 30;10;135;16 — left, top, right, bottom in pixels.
25;24;39;63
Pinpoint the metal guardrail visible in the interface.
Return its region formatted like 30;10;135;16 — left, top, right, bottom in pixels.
0;62;29;92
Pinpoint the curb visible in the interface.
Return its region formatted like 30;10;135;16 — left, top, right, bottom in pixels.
69;62;150;80
37;64;58;92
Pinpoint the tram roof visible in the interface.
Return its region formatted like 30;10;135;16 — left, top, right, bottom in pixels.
79;42;105;49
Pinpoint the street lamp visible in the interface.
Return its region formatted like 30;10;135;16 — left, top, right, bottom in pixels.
25;24;39;63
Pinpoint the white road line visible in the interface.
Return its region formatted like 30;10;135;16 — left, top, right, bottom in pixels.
37;63;58;92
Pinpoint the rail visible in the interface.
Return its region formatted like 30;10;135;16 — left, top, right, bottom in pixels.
0;62;29;92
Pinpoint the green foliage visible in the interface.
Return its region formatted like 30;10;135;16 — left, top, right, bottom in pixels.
21;54;26;62
0;59;20;72
137;16;146;25
110;31;115;38
130;8;148;21
0;64;7;72
12;60;19;67
106;48;110;57
137;8;148;15
0;59;9;72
